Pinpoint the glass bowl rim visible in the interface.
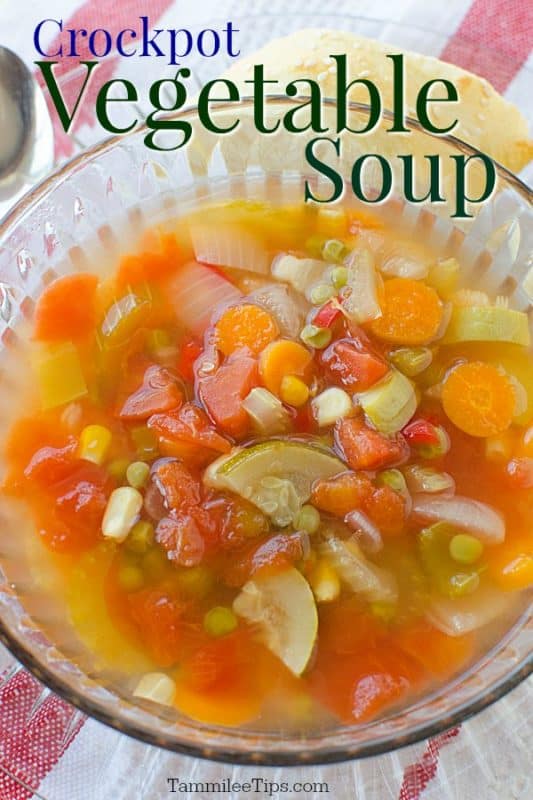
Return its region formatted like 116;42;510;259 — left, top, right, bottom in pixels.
0;96;531;765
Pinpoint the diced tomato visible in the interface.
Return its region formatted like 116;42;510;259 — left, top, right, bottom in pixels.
224;532;305;586
151;459;201;512
313;300;342;329
403;419;441;447
36;461;112;553
311;471;373;517
177;337;203;383
155;514;205;566
335;418;409;471
394;622;473;679
364;485;407;536
291;403;315;434
34;273;99;341
199;349;259;439
505;457;533;489
203;495;268;550
128;589;186;667
181;628;254;693
310;639;422;723
317;600;381;656
148;402;231;465
23;440;77;486
321;338;388;392
118;365;183;420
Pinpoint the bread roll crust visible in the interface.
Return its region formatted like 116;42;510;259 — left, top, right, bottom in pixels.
224;29;532;174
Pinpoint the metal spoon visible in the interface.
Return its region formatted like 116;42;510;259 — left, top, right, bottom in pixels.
0;46;54;221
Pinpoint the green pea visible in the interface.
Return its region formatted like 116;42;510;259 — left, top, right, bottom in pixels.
300;324;332;350
118;565;145;592
449;534;484;565
203;606;238;637
126;520;155;554
142;547;168;581
177;565;214;598
126;461;150;489
294;504;321;535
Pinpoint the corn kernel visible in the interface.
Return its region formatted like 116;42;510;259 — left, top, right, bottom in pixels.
79;424;112;465
309;560;340;603
102;487;143;542
312;387;352;427
133;672;175;706
280;375;309;407
204;606;238;637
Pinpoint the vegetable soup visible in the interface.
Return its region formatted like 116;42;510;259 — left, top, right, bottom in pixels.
2;200;531;730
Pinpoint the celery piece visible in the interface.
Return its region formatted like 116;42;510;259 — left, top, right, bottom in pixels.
34;341;88;410
357;370;417;434
444;306;530;347
98;286;153;350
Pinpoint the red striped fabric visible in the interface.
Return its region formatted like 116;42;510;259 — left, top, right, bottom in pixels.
0;672;84;800
4;1;530;798
440;0;533;92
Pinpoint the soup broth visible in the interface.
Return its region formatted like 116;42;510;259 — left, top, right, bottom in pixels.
1;198;531;731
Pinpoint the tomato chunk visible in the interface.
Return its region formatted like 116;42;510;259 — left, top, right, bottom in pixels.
403;419;441;446
177;337;203;383
148;402;231;464
335;418;409;470
364;485;407;537
199;349;259;438
34;273;99;341
321;337;388;392
118;365;183;420
224;532;304;586
151;459;201;512
156;514;206;566
128;589;186;667
311;471;373;516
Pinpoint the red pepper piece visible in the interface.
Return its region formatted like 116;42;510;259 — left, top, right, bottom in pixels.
403;419;440;446
314;300;342;328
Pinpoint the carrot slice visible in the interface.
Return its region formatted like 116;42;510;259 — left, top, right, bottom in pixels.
34;273;98;341
259;339;312;395
214;303;279;357
369;278;443;345
442;361;516;437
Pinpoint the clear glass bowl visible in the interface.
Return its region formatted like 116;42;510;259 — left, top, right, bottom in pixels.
0;98;531;765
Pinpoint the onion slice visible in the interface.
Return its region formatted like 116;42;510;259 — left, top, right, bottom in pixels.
191;224;269;274
248;283;306;337
320;535;397;603
412;494;505;544
341;248;381;324
168;261;242;335
345;511;383;554
427;586;516;636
